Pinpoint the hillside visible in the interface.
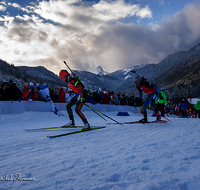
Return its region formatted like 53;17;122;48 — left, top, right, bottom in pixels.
0;42;200;97
0;60;67;90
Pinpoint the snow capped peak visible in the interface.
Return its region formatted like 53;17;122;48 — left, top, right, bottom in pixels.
96;66;108;76
122;64;147;75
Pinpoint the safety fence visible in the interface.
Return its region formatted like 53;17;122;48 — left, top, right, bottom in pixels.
0;101;140;115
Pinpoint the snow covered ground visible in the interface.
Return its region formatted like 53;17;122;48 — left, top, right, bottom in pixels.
0;109;200;190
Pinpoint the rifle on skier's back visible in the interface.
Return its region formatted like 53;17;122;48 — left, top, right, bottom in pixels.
63;61;89;96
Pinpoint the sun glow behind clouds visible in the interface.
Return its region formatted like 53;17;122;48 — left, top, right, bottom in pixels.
0;0;200;74
0;0;154;73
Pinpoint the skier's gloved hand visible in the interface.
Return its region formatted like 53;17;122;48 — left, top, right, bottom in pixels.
80;98;85;104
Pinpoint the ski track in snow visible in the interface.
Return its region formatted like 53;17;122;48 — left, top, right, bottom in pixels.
0;110;200;190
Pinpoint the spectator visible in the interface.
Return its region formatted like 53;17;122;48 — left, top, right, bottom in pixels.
36;83;40;91
35;83;48;102
115;94;121;105
50;89;59;102
120;94;127;105
93;90;101;104
102;90;111;104
179;99;188;117
85;91;97;104
22;85;38;101
110;91;116;105
39;83;51;102
129;95;135;106
21;85;27;100
0;82;12;101
9;78;21;101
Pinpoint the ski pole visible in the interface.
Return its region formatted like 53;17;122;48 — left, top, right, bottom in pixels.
85;104;124;126
51;101;60;116
158;113;172;122
180;107;199;118
51;101;65;117
150;108;172;122
89;108;109;122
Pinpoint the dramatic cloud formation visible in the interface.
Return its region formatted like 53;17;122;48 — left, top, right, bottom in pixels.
0;0;200;74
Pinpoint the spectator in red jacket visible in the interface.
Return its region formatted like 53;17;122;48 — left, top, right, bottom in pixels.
102;90;111;104
22;86;38;101
21;85;27;100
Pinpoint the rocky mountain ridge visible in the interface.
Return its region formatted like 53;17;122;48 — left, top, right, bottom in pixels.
0;43;200;98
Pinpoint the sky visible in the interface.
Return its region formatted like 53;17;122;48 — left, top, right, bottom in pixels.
0;0;200;75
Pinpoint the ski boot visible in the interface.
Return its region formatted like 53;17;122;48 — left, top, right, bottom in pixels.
64;120;75;127
83;122;90;129
139;117;148;123
156;114;161;121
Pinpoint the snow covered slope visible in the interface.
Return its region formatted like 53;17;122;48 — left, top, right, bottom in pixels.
1;110;200;189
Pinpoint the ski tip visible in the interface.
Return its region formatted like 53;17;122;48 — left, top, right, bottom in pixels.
23;129;31;131
46;136;53;138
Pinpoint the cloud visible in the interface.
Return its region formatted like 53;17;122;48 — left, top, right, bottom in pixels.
0;4;6;11
0;0;200;75
8;2;21;8
93;0;152;21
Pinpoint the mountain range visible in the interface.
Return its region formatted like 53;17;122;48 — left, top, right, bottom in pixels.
0;43;200;98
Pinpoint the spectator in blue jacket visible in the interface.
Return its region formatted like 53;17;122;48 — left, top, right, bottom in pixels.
179;99;188;117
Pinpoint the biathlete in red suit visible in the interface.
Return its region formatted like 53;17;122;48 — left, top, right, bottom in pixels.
134;76;161;123
59;70;90;128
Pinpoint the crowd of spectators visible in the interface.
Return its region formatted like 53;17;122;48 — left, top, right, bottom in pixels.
0;79;199;118
165;97;200;118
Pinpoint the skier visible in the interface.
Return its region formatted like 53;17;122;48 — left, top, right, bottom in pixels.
194;100;200;118
59;70;90;128
156;88;168;117
134;75;161;123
